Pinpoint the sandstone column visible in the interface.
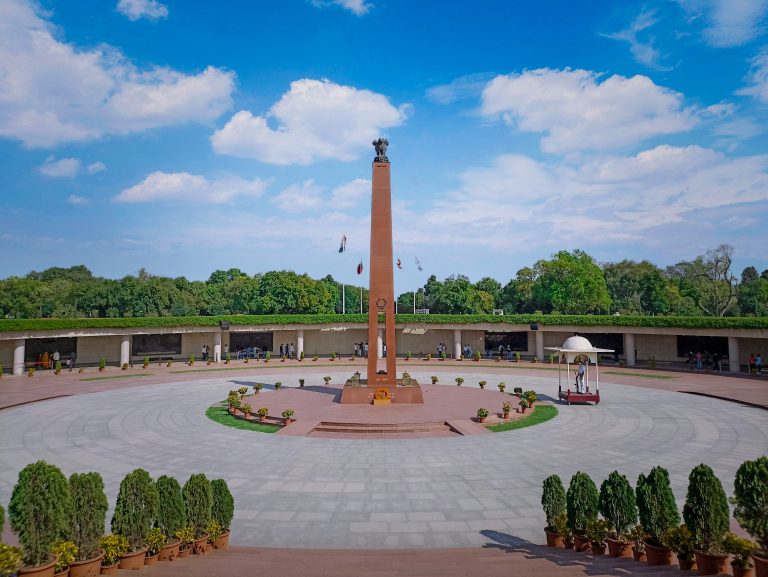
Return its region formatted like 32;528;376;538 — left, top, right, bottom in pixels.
13;339;25;376
297;330;304;359
214;331;222;363
624;333;636;367
728;336;740;373
454;329;462;359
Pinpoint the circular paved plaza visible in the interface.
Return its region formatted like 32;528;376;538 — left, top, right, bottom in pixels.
1;368;766;549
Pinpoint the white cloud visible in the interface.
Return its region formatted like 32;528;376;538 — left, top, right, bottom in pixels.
480;68;696;154
602;10;670;70
272;180;325;212
38;157;81;177
212;79;408;165
117;0;169;21
0;0;234;148
330;178;370;208
311;0;372;16
738;52;768;103
114;171;269;204
678;0;768;47
67;195;89;205
426;73;494;104
86;161;107;174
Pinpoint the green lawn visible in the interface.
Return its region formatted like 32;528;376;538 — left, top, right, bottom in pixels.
205;404;280;433
80;373;153;381
603;371;677;379
486;404;558;432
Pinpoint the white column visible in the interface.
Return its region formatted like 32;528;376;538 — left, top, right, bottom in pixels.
454;329;462;359
214;331;222;363
120;336;130;366
297;330;304;358
377;328;384;359
624;333;636;367
12;339;25;376
728;336;740;373
535;331;544;360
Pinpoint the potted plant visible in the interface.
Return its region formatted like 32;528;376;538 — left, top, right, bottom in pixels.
628;524;647;562
27;367;35;377
166;360;172;367
566;471;599;552
0;543;24;577
121;363;128;371
111;468;159;570
331;352;337;361
733;456;768;577
239;403;252;418
155;475;186;563
188;354;195;366
256;407;269;420
440;351;446;361
98;535;127;576
455;377;464;386
274;382;282;390
54;361;62;375
237;387;248;397
502;401;511;419
98;358;106;372
323;376;331;385
299;379;305;388
227;392;240;414
541;475;567;548
68;471;108;577
518;398;530;413
9;460;72;575
313;354;318;361
476;408;489;423
474;351;481;361
143;528;165;565
513;387;523;397
402;372;412;386
143;356;149;369
683;464;730;575
554;512;574;549
174;528;194;559
405;351;411;360
479;380;486;389
585;518;610;555
225;353;230;364
51;541;77;577
282;409;295;423
211;479;234;550
723;533;756;577
299;351;305;361
183;474;213;554
636;466;679;565
430;376;438;384
599;471;637;558
254;383;263;394
665;524;696;570
498;382;506;393
515;352;521;363
524;390;537;407
205;520;222;551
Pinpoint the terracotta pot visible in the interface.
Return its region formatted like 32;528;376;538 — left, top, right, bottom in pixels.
214;531;230;550
478;417;486;423
694;550;729;576
591;542;607;556
177;547;191;559
678;557;696;570
545;528;565;548
193;533;209;555
54;570;69;577
19;555;58;577
606;537;633;558
732;562;754;577
754;555;768;577
69;549;105;577
118;547;147;570
99;563;118;576
158;538;180;562
645;542;673;566
144;553;159;566
564;541;575;550
632;548;647;562
574;534;590;552
503;412;510;420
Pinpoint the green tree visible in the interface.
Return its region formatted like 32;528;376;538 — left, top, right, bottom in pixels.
604;260;670;315
70;472;109;561
111;469;160;552
532;250;611;314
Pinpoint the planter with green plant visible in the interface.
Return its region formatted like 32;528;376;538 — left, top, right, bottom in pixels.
515;352;521;363
0;543;24;577
479;380;486;389
254;383;263;394
205;520;222;550
498;382;506;393
299;378;305;387
430;376;438;384
183;474;213;554
665;524;696;570
513;386;523;397
636;466;679;565
98;358;106;372
143;528;165;565
225;353;230;364
323;376;331;385
474;351;481;362
98;535;127;575
524;390;537;407
51;541;77;576
554;512;573;549
174;527;194;559
211;479;234;550
54;360;62;375
239;403;252;418
405;351;411;360
541;475;567;547
9;460;72;574
156;475;186;563
628;524;647;561
274;382;282;390
68;471;109;577
599;471;638;558
121;363;128;371
237;387;248;397
256;407;269;420
585;518;610;555
566;471;599;552
683;463;730;575
502;401;511;419
299;351;304;361
518;398;530;413
476;408;489;423
724;533;756;577
455;377;464;386
188;354;195;366
143;356;149;369
733;456;768;577
282;409;295;423
111;468;159;569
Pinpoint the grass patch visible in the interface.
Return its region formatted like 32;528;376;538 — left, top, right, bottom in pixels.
172;362;361;374
486;404;558;432
603;371;677;379
205;404;280;433
80;373;153;381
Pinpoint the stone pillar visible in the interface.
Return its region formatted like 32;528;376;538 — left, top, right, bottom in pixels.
624;333;636;367
728;336;740;373
377;328;384;359
120;336;130;367
454;329;462;359
535;331;544;361
12;339;25;376
297;330;304;358
214;331;222;363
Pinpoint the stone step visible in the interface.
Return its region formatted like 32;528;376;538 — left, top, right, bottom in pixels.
310;420;456;434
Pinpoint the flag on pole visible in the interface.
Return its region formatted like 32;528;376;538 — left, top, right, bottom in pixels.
338;234;347;253
415;257;423;271
357;260;363;275
396;258;402;269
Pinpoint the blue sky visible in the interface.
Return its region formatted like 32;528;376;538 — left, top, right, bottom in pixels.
1;0;768;293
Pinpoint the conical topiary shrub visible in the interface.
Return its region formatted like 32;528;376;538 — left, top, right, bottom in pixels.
682;464;729;553
70;472;109;561
8;460;73;567
541;475;566;531
211;479;235;531
111;469;160;552
732;456;768;555
636;466;680;546
599;471;638;540
156;475;187;543
566;471;599;536
183;474;213;538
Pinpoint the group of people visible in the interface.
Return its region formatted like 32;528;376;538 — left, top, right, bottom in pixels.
279;343;296;358
487;344;514;359
688;351;723;371
748;353;764;374
353;342;369;357
35;350;76;370
436;342;449;357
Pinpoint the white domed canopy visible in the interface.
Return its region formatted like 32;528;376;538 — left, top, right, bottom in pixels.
561;336;594;350
545;334;614;364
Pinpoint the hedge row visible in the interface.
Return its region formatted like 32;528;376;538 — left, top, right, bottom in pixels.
0;313;766;333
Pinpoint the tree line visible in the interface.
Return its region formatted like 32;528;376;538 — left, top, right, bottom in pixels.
1;245;766;319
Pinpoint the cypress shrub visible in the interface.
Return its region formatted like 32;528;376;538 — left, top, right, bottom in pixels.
682;464;729;553
111;469;160;552
8;461;73;566
566;471;599;535
0;504;3;529
636;466;680;546
156;476;187;542
599;471;638;539
732;456;768;553
211;479;235;531
69;472;109;561
541;475;566;530
183;474;213;538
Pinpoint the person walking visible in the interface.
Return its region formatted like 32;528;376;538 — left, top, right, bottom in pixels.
695;351;702;369
70;350;77;371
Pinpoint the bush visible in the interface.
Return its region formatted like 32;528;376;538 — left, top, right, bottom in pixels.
239;403;252;415
237;387;248;396
257;407;269;417
145;528;166;556
476;408;489;419
455;377;464;386
599;471;638;539
541;475;566;530
69;472;109;561
479;380;486;389
723;533;756;568
206;520;222;544
143;356;149;367
211;479;234;531
9;460;73;566
183;474;213;539
323;376;331;385
282;409;294;419
513;386;523;395
155;476;187;543
682;463;729;553
111;468;160;552
474;351;481;361
732;456;768;552
274;382;282;390
524;390;537;405
175;527;194;551
98;357;106;371
431;376;438;384
585;518;610;544
299;378;305;387
254;383;263;393
99;534;128;567
51;541;77;573
566;471;599;535
0;543;23;576
636;466;680;546
664;524;695;563
502;401;511;413
498;382;506;392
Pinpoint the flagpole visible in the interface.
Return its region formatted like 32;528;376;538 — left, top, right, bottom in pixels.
342;284;346;314
360;287;363;314
413;291;416;314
